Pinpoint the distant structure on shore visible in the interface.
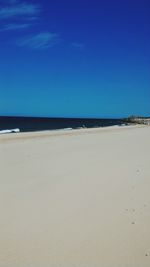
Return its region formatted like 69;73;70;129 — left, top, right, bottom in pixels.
124;116;150;125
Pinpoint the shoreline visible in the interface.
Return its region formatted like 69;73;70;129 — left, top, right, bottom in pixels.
0;124;146;143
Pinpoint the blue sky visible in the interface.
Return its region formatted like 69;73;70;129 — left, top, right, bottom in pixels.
0;0;149;118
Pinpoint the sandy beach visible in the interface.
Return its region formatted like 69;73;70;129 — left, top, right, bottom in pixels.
0;125;150;267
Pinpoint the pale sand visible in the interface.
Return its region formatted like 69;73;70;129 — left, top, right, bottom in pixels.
0;125;150;267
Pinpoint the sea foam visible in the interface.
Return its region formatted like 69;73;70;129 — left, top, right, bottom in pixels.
0;128;20;134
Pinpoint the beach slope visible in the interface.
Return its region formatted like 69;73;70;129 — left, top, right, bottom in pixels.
0;126;150;267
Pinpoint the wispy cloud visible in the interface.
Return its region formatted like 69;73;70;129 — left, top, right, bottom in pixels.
1;23;31;31
0;2;41;19
71;42;85;49
0;1;41;32
0;1;62;50
17;32;61;50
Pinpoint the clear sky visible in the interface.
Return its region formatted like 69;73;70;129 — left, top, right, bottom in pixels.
0;0;149;118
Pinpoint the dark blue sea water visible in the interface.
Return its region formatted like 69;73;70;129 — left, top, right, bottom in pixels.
0;116;124;133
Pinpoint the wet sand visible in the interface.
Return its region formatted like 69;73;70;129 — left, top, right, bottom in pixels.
0;125;150;267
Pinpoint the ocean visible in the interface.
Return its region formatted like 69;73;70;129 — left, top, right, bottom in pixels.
0;116;124;133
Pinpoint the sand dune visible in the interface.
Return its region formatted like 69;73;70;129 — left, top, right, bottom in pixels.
0;125;150;267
